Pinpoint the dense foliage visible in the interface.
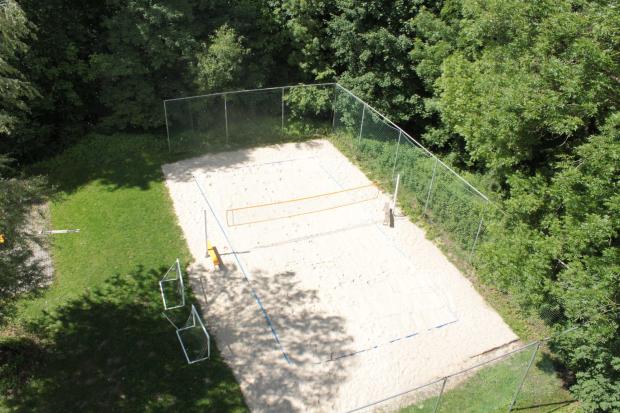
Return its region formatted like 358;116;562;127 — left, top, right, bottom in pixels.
0;0;49;319
1;0;618;409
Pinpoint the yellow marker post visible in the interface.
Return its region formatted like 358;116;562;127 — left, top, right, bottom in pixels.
207;241;220;267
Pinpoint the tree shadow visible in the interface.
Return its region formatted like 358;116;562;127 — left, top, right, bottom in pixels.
3;266;247;413
37;133;328;196
188;260;355;412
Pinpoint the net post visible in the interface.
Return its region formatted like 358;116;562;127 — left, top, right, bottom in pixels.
508;341;541;412
358;104;366;144
432;377;448;413
204;209;208;258
163;101;171;152
391;130;402;180
281;87;285;133
424;157;439;215
224;94;229;144
392;173;400;210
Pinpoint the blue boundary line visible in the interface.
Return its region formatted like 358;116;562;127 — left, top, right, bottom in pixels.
192;174;292;364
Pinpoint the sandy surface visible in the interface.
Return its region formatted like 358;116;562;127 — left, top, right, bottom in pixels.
162;139;518;412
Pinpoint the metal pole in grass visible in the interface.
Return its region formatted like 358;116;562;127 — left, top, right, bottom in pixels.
508;341;541;412
163;101;171;152
432;377;448;413
424;157;439;215
391;130;402;180
281;87;285;133
358;104;366;144
391;173;400;211
331;84;338;132
224;94;229;144
469;202;487;262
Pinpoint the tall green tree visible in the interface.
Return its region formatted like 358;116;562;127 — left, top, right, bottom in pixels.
282;0;435;125
194;24;249;93
0;0;38;149
0;0;48;321
413;0;620;175
89;0;199;130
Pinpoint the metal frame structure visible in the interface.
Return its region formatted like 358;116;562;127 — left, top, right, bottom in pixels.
175;304;211;364
159;258;186;310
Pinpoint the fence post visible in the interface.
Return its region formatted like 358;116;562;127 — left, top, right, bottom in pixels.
392;130;402;180
424;157;439;215
358;104;366;144
224;94;229;144
432;377;448;413
469;202;487;262
508;342;541;412
331;84;338;132
281;87;285;133
163;101;171;152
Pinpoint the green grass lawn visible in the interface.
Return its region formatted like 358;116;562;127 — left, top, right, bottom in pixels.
0;134;247;412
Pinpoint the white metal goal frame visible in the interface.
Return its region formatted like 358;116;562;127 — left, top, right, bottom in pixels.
159;258;186;310
175;304;211;364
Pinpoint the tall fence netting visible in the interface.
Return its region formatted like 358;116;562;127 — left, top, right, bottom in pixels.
332;84;488;259
165;85;333;153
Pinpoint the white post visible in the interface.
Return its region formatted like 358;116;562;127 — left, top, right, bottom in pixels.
224;94;229;144
392;173;400;210
392;130;402;180
204;209;208;258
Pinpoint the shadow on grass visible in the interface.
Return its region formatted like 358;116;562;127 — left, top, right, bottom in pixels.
35;130;327;196
2;266;247;413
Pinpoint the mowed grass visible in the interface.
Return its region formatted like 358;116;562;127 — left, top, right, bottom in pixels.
0;134;247;412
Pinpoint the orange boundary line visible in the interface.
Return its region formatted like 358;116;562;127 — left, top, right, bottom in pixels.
226;184;379;227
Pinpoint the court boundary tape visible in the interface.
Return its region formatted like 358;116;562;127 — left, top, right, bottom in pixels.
191;173;292;365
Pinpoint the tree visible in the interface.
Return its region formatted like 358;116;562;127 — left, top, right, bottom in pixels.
194;25;249;93
413;0;620;176
0;0;38;151
89;0;199;130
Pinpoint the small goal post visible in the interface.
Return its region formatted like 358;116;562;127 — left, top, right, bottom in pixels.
176;304;211;364
159;258;186;310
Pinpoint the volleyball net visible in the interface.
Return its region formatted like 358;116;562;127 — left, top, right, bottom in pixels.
226;184;379;227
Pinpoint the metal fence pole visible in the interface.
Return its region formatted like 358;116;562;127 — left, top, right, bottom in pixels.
224;94;229;144
163;101;171;152
331;84;338;132
432;377;448;413
508;342;541;412
469;202;487;262
358;104;366;144
281;87;285;133
424;157;439;215
189;104;195;133
392;130;402;180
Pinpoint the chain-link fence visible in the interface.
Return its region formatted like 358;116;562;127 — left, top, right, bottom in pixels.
163;84;576;412
347;327;579;413
164;84;334;153
331;84;489;260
